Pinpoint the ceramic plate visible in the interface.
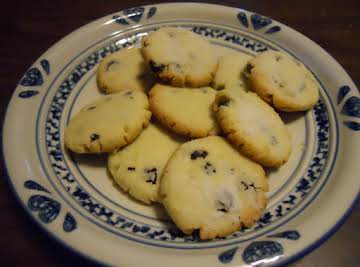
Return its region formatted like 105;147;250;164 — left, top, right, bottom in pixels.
3;3;360;266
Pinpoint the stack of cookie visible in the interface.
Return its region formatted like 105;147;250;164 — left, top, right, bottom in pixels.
64;27;319;240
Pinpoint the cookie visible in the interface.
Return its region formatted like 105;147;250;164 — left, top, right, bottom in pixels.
64;90;151;153
142;27;218;87
212;51;252;90
108;123;184;204
97;47;155;94
245;50;319;111
213;89;291;167
149;84;220;138
160;136;268;240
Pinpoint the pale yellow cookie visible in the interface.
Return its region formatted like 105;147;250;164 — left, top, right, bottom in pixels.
213;89;291;167
108;123;184;204
64;90;151;153
245;50;319;111
97;47;155;94
149;84;220;138
160;136;268;240
212;51;252;90
142;27;218;87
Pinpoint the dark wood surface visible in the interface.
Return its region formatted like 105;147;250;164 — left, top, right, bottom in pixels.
1;0;359;266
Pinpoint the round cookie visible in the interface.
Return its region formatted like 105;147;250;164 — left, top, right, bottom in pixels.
149;84;220;138
142;27;218;87
245;50;319;111
108;123;184;204
64;90;151;153
212;51;252;90
97;47;155;94
160;136;268;240
213;89;291;167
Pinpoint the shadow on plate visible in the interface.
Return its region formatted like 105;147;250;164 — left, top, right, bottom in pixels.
278;110;306;125
70;152;108;168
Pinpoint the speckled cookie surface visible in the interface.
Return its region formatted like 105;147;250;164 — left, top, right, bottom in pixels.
245;50;319;111
97;48;154;94
149;84;220;138
108;123;183;204
160;136;268;240
142;27;218;87
64;90;151;153
212;52;252;90
213;89;291;167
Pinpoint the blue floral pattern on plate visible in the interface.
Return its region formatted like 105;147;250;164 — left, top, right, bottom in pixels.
337;85;360;131
20;68;43;86
63;212;77;232
28;195;61;224
41;59;50;75
237;11;281;34
242;241;283;264
24;180;77;232
218;230;300;263
218;247;238;264
18;59;50;98
268;230;300;240
24;180;50;193
18;90;39;98
113;6;156;25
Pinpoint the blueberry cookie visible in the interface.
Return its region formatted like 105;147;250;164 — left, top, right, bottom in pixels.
213;89;291;167
142;27;218;87
160;136;268;239
64;90;151;153
97;47;155;94
108;123;184;204
212;52;252;90
149;84;220;138
245;51;319;111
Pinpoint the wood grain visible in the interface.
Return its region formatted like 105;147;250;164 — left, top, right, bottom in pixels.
1;0;359;266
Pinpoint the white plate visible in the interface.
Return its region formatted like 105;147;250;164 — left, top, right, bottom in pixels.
3;3;360;266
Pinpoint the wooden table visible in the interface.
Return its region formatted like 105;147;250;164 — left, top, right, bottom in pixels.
1;0;359;266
